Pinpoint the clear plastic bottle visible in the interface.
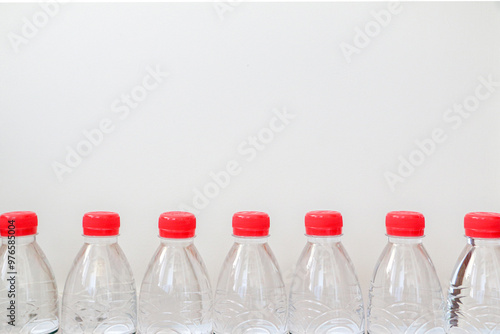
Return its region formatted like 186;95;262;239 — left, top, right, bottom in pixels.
138;211;212;334
0;211;59;333
213;211;287;334
288;211;364;334
61;211;137;334
367;211;446;333
447;212;500;333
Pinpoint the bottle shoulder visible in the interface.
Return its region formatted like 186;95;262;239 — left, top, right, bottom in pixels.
0;241;57;282
290;241;361;290
371;242;442;289
450;243;500;286
288;241;364;322
141;242;212;292
216;242;285;292
219;242;282;272
64;242;136;286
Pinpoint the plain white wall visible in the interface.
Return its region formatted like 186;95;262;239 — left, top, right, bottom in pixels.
0;2;499;301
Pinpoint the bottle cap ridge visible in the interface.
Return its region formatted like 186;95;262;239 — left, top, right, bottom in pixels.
83;211;120;236
0;211;38;237
305;210;343;236
159;211;196;238
464;212;500;238
232;211;270;237
386;211;425;237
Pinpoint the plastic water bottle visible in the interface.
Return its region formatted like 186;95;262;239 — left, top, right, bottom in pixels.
138;211;212;333
367;211;446;333
213;211;287;334
288;211;365;333
0;211;59;333
61;211;137;333
447;212;500;332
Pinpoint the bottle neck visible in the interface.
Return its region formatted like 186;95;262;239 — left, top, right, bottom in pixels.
387;235;424;244
1;234;36;245
83;235;119;244
468;237;500;246
306;235;342;244
159;236;195;246
233;235;269;244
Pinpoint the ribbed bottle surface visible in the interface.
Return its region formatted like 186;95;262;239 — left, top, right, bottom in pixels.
368;237;446;333
448;237;500;333
288;236;364;334
138;238;212;333
213;237;287;334
61;236;137;333
0;236;59;333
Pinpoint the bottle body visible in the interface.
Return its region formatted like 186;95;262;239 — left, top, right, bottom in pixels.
139;238;212;334
288;236;364;334
0;235;59;333
61;236;137;334
447;237;500;333
368;236;446;333
213;237;287;334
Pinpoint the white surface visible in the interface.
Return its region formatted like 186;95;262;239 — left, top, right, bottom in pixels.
0;2;499;300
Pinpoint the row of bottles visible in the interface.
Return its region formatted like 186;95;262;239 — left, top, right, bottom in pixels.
0;210;499;333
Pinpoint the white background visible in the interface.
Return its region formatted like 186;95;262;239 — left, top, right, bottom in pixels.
0;2;499;301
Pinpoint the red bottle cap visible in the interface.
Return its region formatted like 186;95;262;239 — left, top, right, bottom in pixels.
83;211;120;236
0;211;38;237
464;212;500;238
159;211;196;238
386;211;425;237
305;210;343;236
233;211;270;237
